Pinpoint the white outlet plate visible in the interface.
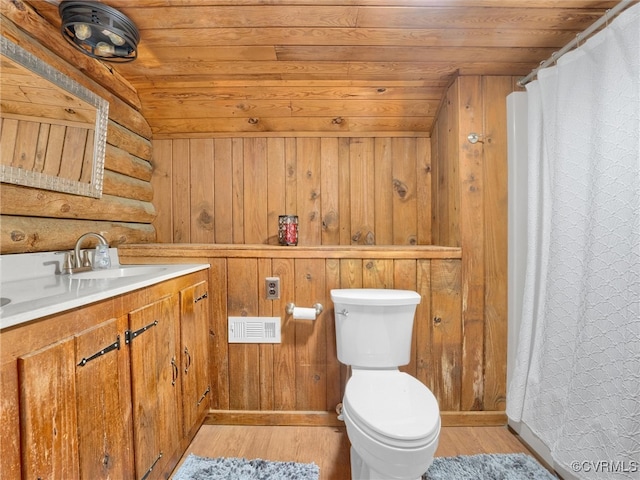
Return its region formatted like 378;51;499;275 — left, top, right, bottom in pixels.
228;316;281;344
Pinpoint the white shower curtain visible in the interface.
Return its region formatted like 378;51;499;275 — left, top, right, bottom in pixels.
507;3;640;479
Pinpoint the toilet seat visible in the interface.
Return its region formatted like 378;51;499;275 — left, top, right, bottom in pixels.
343;370;440;449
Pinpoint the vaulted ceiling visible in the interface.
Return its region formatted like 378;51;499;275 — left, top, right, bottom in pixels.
27;0;621;137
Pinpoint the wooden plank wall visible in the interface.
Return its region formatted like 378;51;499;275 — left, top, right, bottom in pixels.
152;137;431;246
0;8;156;253
143;75;516;421
212;256;462;415
431;75;520;412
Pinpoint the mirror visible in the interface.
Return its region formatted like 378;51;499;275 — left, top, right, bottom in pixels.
0;36;108;198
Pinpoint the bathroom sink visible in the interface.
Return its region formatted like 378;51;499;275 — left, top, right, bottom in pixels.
72;266;168;280
0;250;209;329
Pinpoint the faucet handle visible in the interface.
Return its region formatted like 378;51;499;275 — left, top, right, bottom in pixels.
62;251;74;274
81;250;91;268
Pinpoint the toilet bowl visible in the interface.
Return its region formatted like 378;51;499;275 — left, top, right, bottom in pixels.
330;289;442;480
342;369;440;480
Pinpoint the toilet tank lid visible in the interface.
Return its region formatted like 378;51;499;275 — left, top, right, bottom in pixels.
330;289;420;306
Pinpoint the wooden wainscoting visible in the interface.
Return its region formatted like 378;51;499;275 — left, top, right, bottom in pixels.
119;244;506;425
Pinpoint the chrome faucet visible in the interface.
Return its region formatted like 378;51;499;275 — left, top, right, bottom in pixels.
62;232;109;274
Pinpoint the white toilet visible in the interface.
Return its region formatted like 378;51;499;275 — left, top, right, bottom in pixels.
331;288;441;480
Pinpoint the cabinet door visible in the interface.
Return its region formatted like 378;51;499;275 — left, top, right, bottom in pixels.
19;337;80;480
75;316;134;479
128;295;181;480
180;280;211;437
17;316;132;480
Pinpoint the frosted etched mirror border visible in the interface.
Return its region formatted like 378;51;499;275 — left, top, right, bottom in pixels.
0;36;108;198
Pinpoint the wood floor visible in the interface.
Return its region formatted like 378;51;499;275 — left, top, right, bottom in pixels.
175;425;535;479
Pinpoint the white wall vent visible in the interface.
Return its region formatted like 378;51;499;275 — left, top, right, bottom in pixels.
228;316;281;344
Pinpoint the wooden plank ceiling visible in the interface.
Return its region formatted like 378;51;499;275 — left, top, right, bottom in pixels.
29;0;620;137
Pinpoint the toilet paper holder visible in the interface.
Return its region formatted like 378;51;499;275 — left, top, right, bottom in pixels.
285;302;324;316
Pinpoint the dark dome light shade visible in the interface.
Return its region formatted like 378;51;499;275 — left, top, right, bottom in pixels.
59;1;139;62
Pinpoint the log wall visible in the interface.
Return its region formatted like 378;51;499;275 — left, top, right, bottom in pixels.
0;5;156;253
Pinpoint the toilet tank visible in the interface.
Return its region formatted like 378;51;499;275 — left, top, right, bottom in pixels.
330;289;421;368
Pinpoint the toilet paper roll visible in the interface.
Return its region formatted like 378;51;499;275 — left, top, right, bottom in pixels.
292;306;316;320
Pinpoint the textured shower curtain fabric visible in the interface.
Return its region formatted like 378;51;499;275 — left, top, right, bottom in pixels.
507;3;640;479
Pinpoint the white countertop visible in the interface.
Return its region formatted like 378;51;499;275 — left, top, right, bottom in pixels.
0;249;209;330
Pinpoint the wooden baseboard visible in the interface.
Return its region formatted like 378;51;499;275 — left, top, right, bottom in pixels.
206;410;507;427
206;410;344;427
440;411;507;426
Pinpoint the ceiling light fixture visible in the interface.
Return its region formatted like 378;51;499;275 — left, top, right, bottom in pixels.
59;1;139;62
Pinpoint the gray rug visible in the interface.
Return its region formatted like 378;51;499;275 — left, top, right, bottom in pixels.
172;454;319;480
173;452;554;479
424;453;556;480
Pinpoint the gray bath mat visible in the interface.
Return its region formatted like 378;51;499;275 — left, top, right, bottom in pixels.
424;453;556;479
171;454;319;480
172;452;553;480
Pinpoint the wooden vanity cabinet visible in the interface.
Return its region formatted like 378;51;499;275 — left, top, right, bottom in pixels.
0;269;210;480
